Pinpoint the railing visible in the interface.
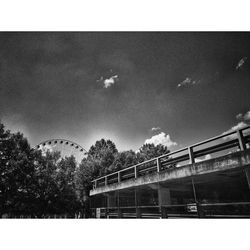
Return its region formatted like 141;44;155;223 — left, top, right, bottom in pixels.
91;126;250;190
91;202;250;218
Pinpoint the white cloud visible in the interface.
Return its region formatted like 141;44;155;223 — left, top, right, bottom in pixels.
236;111;250;122
103;75;119;88
96;74;119;88
222;121;248;140
236;57;247;70
144;132;177;148
177;77;199;88
151;127;161;132
195;154;212;163
243;111;250;121
236;113;243;120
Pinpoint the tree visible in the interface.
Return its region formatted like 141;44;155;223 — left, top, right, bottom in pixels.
88;139;118;176
0;122;38;217
137;143;170;162
33;151;81;217
56;155;80;215
109;150;138;172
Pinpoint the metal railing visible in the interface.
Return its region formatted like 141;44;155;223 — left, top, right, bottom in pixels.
91;126;250;190
91;202;250;218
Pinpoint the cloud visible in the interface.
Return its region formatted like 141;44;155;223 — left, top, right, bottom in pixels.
97;75;119;88
151;127;161;132
244;111;250;121
236;113;243;120
236;110;250;122
236;57;247;70
195;154;212;163
222;110;250;140
222;121;248;140
177;77;199;88
144;132;177;148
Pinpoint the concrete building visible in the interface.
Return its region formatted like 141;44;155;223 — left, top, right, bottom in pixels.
90;126;250;218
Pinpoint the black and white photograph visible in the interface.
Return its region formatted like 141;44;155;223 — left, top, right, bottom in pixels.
1;1;250;250
1;32;250;219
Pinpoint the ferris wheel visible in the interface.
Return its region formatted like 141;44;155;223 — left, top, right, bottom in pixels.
36;139;88;164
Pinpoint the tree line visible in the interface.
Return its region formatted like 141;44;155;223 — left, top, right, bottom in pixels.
0;121;169;218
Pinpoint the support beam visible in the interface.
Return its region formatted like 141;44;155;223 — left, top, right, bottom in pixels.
158;183;171;218
117;190;122;218
192;178;204;218
244;168;250;192
135;188;141;218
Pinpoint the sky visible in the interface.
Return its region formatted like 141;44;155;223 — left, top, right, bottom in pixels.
0;32;250;152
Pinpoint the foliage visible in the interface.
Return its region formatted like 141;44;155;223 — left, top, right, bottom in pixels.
137;143;170;162
0;123;37;216
0;121;171;217
88;139;118;176
109;150;138;172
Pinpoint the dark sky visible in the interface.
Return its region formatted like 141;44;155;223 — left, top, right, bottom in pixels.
1;32;250;151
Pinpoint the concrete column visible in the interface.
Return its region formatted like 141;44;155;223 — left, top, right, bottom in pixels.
158;183;171;218
244;168;250;192
117;190;122;218
192;178;204;218
135;188;141;218
106;194;110;218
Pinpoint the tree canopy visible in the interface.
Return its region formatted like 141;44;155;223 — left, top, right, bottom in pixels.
0;121;171;217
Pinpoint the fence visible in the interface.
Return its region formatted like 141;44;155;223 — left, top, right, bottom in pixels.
92;126;250;190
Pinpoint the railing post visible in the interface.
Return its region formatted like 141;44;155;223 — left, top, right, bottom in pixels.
105;177;108;186
237;130;246;151
134;166;137;179
94;180;97;189
117;172;121;183
156;158;161;172
188;147;195;164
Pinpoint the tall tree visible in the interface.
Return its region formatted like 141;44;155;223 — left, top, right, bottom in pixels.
137;143;170;162
0;123;37;217
56;155;80;215
88;139;118;176
110;150;138;172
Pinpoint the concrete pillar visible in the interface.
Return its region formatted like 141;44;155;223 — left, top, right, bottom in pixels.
192;178;204;218
158;183;171;218
244;168;250;192
135;188;141;218
106;194;110;218
117;190;122;218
